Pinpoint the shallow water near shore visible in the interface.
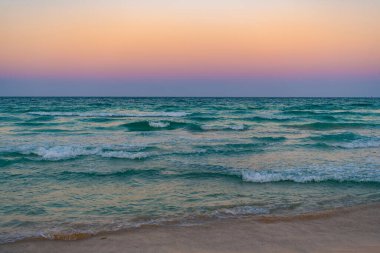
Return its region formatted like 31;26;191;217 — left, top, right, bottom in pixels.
1;97;380;243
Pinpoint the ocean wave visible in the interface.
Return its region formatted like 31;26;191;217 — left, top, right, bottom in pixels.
201;124;247;131
57;167;235;181
308;132;360;142
305;133;380;149
285;122;379;131
59;168;160;178
333;139;380;149
0;144;152;161
274;111;339;121
154;163;380;184
71;164;380;184
282;109;380;117
241;167;380;183
0;141;266;162
245;116;292;123
28;111;189;117
312;115;338;121
120;120;192;131
120;121;246;132
29;128;75;133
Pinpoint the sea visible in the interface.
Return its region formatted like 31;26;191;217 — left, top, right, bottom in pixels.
0;97;379;243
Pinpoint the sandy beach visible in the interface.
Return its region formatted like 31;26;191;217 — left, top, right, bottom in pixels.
1;204;379;253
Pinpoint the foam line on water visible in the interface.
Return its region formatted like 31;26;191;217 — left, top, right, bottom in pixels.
0;144;152;161
241;167;380;183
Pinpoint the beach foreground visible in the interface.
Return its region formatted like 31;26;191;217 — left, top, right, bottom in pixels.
1;204;379;253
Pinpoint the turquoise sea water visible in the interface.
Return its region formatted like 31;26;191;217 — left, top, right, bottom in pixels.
0;97;380;243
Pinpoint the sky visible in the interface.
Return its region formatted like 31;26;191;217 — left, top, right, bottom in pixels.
0;0;379;96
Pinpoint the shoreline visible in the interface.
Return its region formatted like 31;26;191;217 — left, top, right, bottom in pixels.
1;203;380;253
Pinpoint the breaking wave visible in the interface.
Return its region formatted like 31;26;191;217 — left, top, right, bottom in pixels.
241;167;380;183
48;165;380;184
0;144;153;161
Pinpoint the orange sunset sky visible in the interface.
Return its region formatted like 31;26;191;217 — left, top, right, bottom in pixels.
0;0;379;96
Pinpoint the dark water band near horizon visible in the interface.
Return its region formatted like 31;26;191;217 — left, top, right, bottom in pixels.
0;97;379;243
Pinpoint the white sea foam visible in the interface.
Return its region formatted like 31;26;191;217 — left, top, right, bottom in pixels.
241;167;380;183
334;139;380;149
148;121;170;128
29;111;189;117
33;146;100;160
228;124;246;130
2;144;151;161
201;124;246;131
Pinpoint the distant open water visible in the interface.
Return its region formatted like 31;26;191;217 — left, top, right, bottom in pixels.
1;97;380;243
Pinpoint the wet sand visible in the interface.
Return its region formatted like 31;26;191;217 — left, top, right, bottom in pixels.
1;204;380;253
